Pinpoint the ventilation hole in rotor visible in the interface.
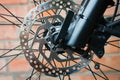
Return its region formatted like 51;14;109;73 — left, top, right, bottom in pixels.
56;3;59;6
77;67;80;70
45;68;49;71
24;35;27;39
60;1;63;4
23;46;26;50
56;73;58;76
26;49;29;52
52;70;56;73
35;65;39;68
25;53;29;57
24;43;27;46
34;61;37;64
72;66;76;70
59;70;62;73
60;5;63;8
48;71;52;75
30;60;33;63
39;65;42;68
67;2;71;5
41;69;45;72
70;5;73;9
30;56;33;59
52;1;55;5
66;69;70;72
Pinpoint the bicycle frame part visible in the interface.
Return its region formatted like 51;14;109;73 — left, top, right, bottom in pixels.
67;0;114;47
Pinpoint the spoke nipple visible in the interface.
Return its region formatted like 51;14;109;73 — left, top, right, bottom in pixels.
94;63;100;70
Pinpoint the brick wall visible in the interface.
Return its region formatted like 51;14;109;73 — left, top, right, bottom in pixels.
0;0;120;80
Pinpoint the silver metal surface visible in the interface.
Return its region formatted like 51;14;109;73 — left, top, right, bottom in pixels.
20;0;92;77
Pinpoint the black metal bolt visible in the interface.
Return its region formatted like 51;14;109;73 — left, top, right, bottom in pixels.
46;37;50;42
98;50;104;58
50;27;56;33
52;47;56;51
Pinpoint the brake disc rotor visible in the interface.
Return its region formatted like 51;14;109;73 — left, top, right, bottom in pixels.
20;0;93;77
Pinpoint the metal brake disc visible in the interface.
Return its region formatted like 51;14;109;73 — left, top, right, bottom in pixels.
20;0;93;77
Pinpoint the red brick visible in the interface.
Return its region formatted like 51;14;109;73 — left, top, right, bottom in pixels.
79;75;96;80
107;74;120;80
0;0;28;5
0;41;5;54
0;40;21;57
79;74;120;80
0;76;13;80
0;6;28;22
9;58;31;72
104;6;115;16
0;25;19;40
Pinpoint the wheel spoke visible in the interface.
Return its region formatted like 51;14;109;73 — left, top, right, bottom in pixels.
111;0;120;21
107;42;120;48
92;60;120;72
26;71;38;80
0;15;21;27
0;13;23;20
36;72;42;80
0;38;33;58
0;45;21;57
85;67;108;80
88;65;97;80
99;68;109;80
0;53;23;58
0;3;23;23
0;4;35;35
0;52;22;71
107;39;120;43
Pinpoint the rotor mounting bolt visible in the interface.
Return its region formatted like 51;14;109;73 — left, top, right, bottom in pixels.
50;27;56;33
46;37;50;42
52;47;56;51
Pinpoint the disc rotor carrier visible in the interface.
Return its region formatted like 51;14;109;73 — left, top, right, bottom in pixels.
20;0;93;77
